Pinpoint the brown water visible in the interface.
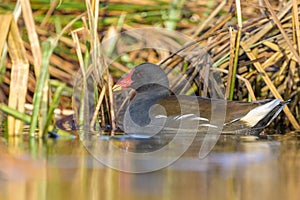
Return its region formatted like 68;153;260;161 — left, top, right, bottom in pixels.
0;133;299;200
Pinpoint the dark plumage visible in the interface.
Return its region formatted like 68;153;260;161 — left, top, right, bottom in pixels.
114;63;288;137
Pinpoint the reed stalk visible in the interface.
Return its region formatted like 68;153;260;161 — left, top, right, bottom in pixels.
228;0;242;100
29;40;52;137
0;103;31;123
7;15;29;136
20;0;42;78
43;82;66;136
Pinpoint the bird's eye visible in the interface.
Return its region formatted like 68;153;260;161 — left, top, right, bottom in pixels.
136;72;142;77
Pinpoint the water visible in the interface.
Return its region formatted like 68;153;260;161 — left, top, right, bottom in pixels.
0;133;299;200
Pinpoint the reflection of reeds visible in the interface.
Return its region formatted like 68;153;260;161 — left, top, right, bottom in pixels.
0;0;299;136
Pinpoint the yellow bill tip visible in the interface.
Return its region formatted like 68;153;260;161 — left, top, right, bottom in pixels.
112;84;122;92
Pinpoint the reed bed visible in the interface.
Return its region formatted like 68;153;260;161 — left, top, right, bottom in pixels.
0;0;299;137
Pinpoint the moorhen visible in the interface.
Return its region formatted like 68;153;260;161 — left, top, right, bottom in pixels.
113;63;288;137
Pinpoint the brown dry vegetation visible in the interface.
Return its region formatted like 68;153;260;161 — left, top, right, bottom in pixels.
0;0;299;136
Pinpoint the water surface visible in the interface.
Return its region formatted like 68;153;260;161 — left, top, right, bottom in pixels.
0;133;299;200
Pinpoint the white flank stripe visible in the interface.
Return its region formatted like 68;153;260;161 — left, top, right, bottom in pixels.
155;115;168;119
199;124;218;128
191;116;209;121
174;114;195;120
